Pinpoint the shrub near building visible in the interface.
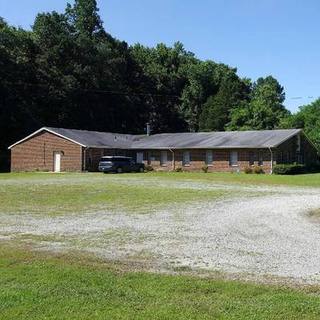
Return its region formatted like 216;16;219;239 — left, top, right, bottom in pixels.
273;164;306;175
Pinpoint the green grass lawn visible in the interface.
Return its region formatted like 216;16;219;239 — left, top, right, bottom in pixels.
2;170;320;186
145;171;320;187
1;171;320;214
1;171;320;215
0;172;230;215
0;244;319;320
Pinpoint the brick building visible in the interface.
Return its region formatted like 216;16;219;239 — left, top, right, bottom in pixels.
8;127;318;173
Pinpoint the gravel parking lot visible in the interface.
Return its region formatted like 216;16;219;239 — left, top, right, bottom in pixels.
1;177;320;285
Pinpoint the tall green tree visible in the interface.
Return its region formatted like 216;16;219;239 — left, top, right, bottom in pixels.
199;74;250;131
181;62;245;131
227;76;288;130
66;0;104;38
181;61;219;131
280;98;320;148
130;42;195;132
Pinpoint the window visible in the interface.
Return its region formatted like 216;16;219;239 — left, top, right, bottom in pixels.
160;151;168;166
136;152;144;164
258;151;263;166
249;152;254;166
147;152;151;165
205;150;213;165
148;152;155;163
183;151;190;166
229;151;238;166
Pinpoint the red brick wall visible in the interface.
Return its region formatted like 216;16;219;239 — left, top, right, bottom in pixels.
138;149;272;173
11;131;83;172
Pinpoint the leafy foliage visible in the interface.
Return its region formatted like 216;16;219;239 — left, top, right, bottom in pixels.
253;166;264;174
199;74;250;131
227;76;288;130
273;164;306;175
280;98;320;149
244;167;253;174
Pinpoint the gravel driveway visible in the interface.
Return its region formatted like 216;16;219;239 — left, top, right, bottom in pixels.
1;182;320;285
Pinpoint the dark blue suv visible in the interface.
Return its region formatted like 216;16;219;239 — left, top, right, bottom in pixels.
98;156;144;173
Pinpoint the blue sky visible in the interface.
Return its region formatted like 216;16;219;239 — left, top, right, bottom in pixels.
1;0;319;112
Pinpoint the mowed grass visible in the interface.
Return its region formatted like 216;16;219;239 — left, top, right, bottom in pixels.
2;170;320;187
144;171;320;187
0;244;319;320
1;171;320;214
2;171;320;186
0;173;228;215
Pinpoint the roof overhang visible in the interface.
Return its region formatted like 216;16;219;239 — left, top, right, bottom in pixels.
8;127;86;149
84;145;133;149
130;146;275;150
8;127;308;151
272;129;302;148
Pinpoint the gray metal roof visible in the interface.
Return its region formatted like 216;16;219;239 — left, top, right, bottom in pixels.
47;127;301;149
132;129;302;149
8;127;302;150
45;127;140;148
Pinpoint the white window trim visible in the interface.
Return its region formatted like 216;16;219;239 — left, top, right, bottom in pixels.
205;150;213;166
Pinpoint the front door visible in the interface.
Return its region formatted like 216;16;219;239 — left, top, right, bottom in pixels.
54;152;61;172
136;152;144;164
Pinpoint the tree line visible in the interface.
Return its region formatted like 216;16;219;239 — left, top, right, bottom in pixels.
0;0;318;170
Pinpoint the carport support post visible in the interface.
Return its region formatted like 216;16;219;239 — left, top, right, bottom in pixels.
169;149;175;171
268;147;273;174
83;147;89;171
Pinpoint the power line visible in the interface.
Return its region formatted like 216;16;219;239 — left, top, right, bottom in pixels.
290;96;314;100
4;81;180;99
81;88;180;98
6;80;317;101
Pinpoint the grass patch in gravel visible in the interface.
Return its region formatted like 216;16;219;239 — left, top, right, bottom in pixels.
0;244;319;320
308;209;320;221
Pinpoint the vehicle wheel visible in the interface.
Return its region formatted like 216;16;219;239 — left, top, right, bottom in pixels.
139;167;144;173
116;167;123;173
